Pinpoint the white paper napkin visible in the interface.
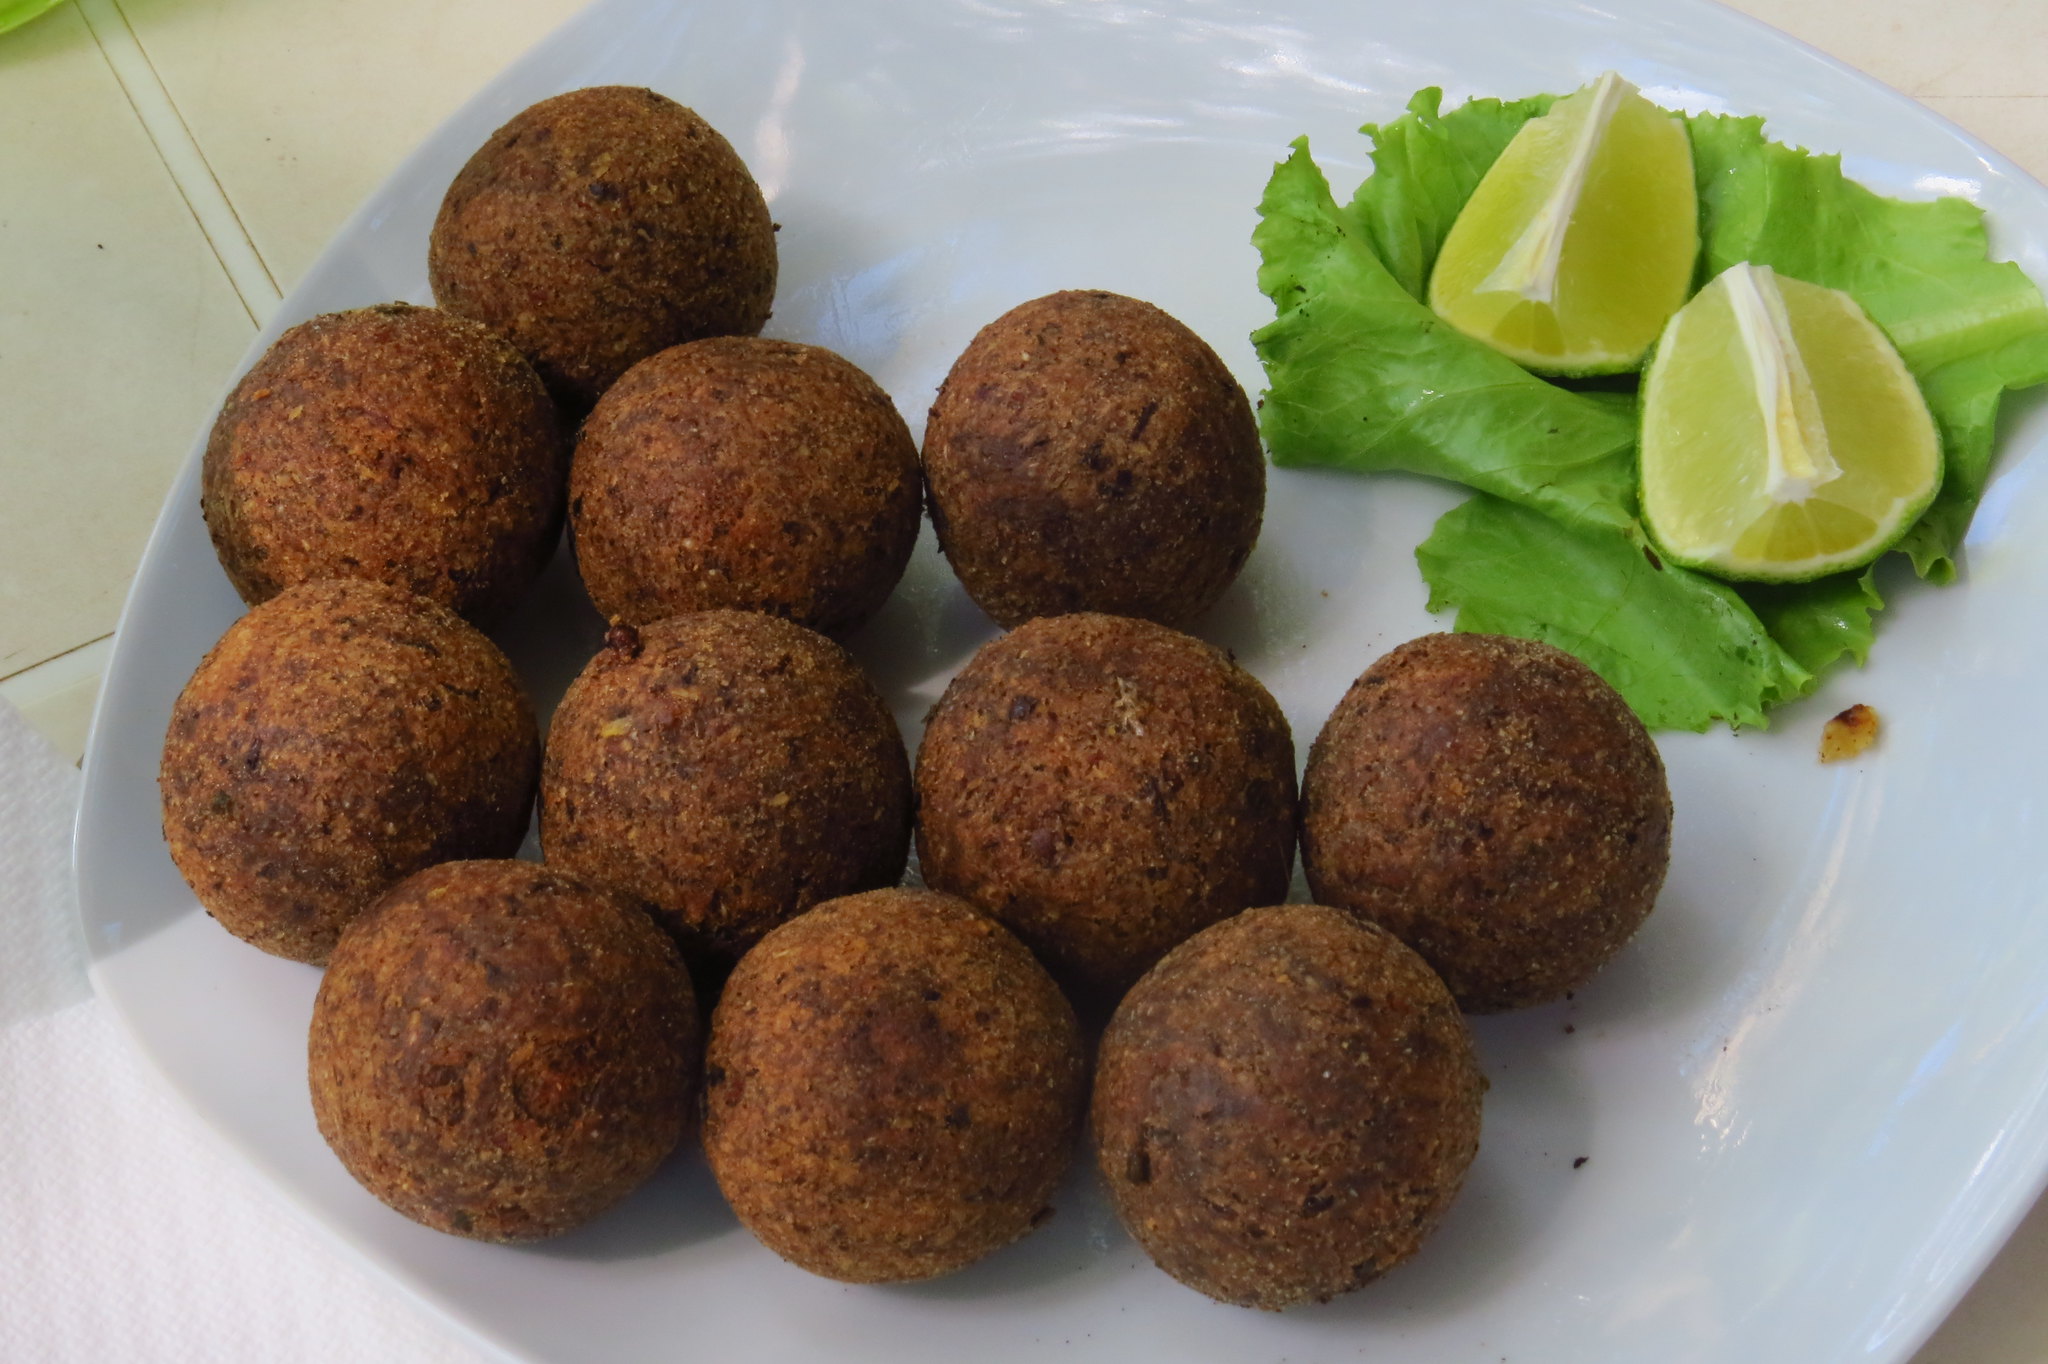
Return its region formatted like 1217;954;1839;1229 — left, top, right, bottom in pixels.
0;698;499;1363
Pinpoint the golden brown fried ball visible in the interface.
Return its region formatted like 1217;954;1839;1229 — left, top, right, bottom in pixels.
158;580;538;964
921;289;1263;628
569;337;920;634
703;888;1085;1282
1093;904;1485;1310
1301;633;1672;1012
915;612;1296;1002
310;859;698;1243
201;303;566;623
539;611;911;967
428;86;777;411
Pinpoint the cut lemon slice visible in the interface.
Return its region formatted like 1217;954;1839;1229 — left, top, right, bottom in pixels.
1427;72;1698;375
1639;261;1942;582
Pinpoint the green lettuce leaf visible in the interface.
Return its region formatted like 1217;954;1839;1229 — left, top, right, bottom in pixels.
1416;496;1810;732
1254;85;2048;730
1739;568;1883;678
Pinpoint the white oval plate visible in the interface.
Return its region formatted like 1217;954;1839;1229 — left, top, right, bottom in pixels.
74;1;2048;1361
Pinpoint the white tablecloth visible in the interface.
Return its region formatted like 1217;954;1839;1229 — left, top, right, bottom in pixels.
0;699;493;1362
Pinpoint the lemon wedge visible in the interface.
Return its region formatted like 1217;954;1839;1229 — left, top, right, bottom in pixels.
1639;261;1942;581
1428;72;1698;375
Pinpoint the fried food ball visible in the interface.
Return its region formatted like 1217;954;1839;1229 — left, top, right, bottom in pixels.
1301;633;1672;1012
915;612;1295;1001
703;888;1085;1282
310;859;698;1243
540;612;911;967
1093;903;1484;1310
201;303;566;622
159;580;538;964
570;337;920;634
428;86;777;411
921;289;1263;628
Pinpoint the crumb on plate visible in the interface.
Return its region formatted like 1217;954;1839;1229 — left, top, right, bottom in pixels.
1819;704;1880;763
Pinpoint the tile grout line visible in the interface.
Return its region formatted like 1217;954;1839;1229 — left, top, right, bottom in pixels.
113;0;285;302
0;632;114;689
19;2;282;730
73;0;283;329
0;634;115;766
0;634;113;701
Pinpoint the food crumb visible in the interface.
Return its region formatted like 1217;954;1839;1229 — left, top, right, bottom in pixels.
1819;703;1880;763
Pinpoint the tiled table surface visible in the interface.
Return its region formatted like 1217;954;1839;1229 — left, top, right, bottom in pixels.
3;0;2045;1359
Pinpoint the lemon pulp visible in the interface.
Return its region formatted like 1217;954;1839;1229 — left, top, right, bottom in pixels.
1428;72;1698;375
1639;261;1942;582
